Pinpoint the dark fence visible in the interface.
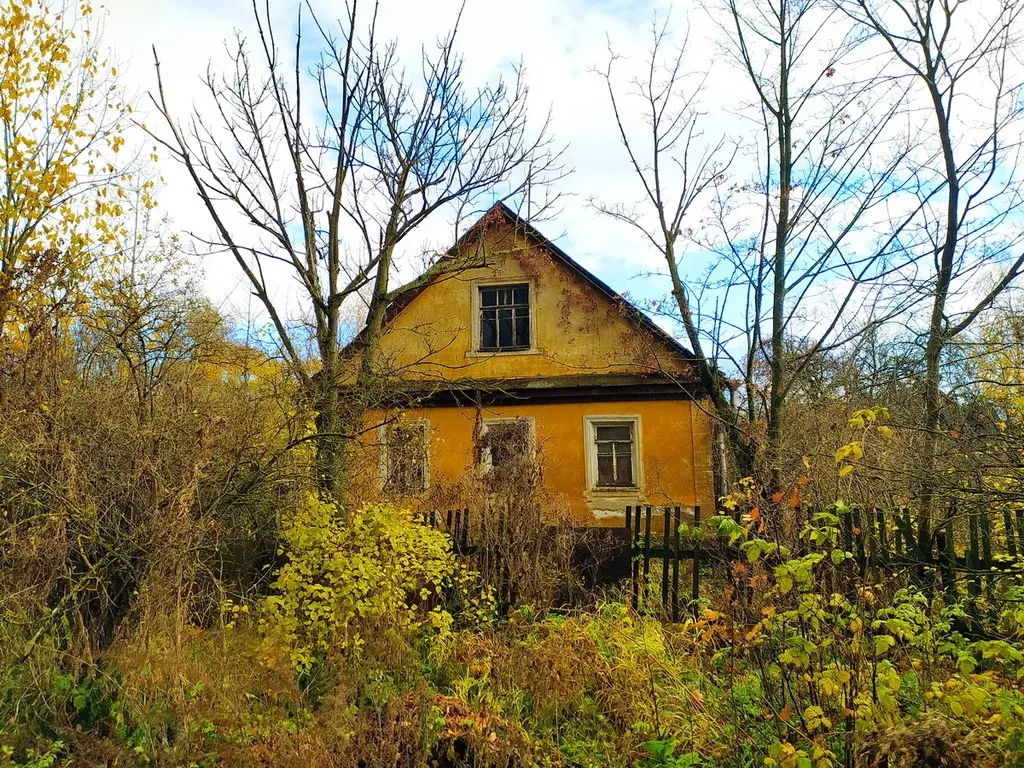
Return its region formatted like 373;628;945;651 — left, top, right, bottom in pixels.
420;506;631;614
420;505;702;620
421;500;1024;625
421;508;473;555
624;505;701;622
833;503;1022;615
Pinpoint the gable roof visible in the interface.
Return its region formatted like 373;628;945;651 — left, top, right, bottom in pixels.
349;202;695;362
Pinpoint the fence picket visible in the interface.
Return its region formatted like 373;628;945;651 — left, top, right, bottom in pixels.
672;506;681;623
692;505;701;608
661;507;670;616
632;506;641;610
941;523;957;598
642;506;652;598
1004;507;1018;558
980;505;994;602
876;508;889;565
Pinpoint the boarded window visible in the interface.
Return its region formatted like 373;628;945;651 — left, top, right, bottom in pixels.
384;422;428;494
594;424;634;487
479;284;530;351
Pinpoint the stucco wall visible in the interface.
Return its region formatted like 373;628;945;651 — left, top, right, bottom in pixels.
367;226;693;381
344;211;715;525
354;398;716;527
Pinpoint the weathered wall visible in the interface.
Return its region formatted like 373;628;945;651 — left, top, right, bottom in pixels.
365;224;693;382
352;398;716;526
343;210;715;525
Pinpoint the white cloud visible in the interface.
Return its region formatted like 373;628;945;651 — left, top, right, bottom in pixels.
91;0;1024;365
96;0;700;316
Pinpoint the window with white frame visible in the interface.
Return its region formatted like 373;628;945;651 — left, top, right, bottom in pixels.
382;420;429;494
585;416;640;490
478;284;530;351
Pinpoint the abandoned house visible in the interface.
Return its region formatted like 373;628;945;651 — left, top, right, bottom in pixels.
346;203;715;526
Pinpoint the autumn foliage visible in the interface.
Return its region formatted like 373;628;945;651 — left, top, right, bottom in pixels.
2;1;1024;767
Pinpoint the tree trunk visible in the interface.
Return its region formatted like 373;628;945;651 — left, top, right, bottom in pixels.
665;238;755;484
310;366;346;501
766;3;792;505
918;72;960;553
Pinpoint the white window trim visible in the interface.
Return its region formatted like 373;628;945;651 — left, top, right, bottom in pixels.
379;418;431;494
583;415;643;495
467;277;540;357
479;416;536;472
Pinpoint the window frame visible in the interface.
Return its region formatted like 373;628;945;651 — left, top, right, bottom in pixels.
469;278;539;356
583;415;643;494
379;418;431;495
478;416;536;474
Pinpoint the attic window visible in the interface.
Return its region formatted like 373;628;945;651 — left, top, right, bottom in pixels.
479;284;530;351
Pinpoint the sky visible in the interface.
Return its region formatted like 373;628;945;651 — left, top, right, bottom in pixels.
97;0;699;326
89;0;1024;366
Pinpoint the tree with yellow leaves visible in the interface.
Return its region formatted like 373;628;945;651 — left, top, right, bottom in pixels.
0;0;146;359
974;305;1024;550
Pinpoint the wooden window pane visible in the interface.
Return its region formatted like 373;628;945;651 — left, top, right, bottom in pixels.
498;308;513;347
481;310;497;349
486;420;529;467
514;313;529;347
481;419;532;488
387;424;427;493
615;446;633;485
597;425;631;442
479;284;529;351
593;422;635;487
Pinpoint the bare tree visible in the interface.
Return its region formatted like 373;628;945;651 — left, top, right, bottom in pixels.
591;20;751;479
595;6;921;505
147;1;561;499
832;0;1024;555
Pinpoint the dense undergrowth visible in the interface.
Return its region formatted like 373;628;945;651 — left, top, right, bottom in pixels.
3;495;1024;768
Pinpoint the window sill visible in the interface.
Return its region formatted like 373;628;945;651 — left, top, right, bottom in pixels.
586;486;642;498
466;348;544;358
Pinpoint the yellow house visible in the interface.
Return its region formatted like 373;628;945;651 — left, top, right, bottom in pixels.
348;203;715;526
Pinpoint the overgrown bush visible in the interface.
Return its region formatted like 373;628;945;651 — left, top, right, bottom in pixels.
261;496;494;673
704;505;1024;767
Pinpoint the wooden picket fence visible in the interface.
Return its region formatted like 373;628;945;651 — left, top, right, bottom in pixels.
419;507;527;612
831;503;1022;611
421;508;473;555
623;505;701;622
419;504;703;620
421;499;1024;625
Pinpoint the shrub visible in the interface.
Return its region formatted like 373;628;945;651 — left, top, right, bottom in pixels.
261;496;492;673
